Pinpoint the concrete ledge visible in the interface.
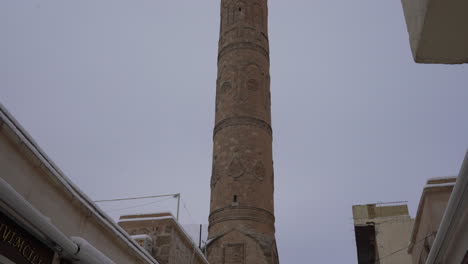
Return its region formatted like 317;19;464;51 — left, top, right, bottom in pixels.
401;0;468;64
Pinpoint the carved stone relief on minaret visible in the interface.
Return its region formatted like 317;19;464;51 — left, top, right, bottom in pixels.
251;3;263;26
218;66;237;97
228;152;246;180
216;65;238;113
253;160;265;181
220;0;267;46
222;1;246;28
222;0;265;27
217;62;269;112
224;243;245;264
211;155;221;187
242;63;267;114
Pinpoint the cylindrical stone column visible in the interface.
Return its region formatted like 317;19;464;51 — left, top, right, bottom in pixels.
207;1;279;263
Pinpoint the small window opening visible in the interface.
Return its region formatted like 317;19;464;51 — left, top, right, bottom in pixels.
233;195;238;202
238;8;242;11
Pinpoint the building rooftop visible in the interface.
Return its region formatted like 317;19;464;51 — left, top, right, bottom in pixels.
352;202;410;225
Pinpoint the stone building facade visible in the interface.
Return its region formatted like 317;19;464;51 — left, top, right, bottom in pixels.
352;175;468;264
0;104;160;264
118;213;208;264
207;1;279;263
407;177;456;264
352;203;414;264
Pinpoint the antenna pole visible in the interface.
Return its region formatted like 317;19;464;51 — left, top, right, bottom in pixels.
176;193;181;220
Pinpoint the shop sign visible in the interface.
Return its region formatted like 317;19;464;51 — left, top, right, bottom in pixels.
0;211;54;264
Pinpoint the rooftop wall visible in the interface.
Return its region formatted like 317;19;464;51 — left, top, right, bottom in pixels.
353;203;414;264
119;213;208;264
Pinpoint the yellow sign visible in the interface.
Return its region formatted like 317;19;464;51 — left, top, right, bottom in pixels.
0;213;53;264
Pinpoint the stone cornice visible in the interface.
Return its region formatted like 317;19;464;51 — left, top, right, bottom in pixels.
214;116;272;137
218;41;270;63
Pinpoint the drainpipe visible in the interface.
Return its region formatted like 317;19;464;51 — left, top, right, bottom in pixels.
0;177;79;258
71;237;115;264
0;178;116;264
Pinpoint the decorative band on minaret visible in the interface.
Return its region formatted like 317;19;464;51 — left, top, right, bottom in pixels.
207;1;279;263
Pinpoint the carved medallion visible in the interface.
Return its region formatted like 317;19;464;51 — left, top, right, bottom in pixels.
254;160;265;181
224;243;245;264
242;63;268;114
222;81;232;94
247;79;259;91
228;155;245;180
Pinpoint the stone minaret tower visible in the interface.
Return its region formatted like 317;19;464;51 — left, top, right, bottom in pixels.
207;1;279;263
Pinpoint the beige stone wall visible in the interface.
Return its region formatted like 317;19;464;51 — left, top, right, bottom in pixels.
374;216;414;264
0;119;155;264
353;204;410;225
409;181;454;264
118;213;207;264
208;229;279;264
353;204;414;264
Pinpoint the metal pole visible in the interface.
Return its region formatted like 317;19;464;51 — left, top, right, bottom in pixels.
199;224;202;249
176;193;180;221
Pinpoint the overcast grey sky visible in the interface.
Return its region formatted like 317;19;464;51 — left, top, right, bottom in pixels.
2;0;468;262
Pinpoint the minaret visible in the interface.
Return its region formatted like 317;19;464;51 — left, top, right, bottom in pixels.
207;1;279;263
